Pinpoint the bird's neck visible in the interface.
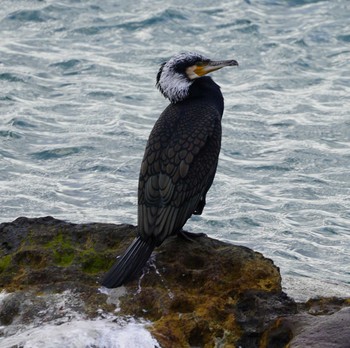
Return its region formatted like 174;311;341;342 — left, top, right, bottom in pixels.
187;76;224;116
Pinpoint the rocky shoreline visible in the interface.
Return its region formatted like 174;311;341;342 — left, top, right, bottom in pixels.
1;216;349;347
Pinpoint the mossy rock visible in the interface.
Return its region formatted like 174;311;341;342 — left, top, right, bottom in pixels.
0;217;296;348
115;234;290;347
0;216;134;290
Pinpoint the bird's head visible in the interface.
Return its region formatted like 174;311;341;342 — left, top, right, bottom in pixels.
156;52;238;103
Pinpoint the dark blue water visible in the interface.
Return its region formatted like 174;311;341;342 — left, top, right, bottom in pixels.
1;0;350;304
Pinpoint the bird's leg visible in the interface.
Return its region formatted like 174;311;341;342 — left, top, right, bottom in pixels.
178;229;207;242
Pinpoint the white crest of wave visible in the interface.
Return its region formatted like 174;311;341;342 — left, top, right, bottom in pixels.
0;318;160;348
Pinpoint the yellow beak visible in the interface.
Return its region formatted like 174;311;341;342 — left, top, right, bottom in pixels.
194;59;239;77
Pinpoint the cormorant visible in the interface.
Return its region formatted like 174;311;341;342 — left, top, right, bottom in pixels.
102;52;238;288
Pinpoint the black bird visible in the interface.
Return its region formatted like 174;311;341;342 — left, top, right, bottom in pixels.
102;52;238;288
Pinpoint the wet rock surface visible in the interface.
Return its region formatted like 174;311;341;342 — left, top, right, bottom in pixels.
0;216;349;347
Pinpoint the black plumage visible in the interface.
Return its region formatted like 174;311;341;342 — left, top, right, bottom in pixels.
102;52;238;288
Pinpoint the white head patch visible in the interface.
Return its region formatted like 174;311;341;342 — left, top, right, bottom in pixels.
156;52;208;103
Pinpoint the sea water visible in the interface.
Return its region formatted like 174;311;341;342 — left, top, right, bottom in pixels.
0;0;349;345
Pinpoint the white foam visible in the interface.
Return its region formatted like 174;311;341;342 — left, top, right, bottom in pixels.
0;318;160;348
98;286;127;312
0;290;9;302
0;290;160;348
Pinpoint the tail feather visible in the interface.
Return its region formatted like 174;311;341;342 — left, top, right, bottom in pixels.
101;237;156;288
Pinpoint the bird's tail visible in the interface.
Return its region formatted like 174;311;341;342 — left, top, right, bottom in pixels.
101;236;156;288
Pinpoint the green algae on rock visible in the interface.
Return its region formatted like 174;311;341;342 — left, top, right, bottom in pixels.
0;216;131;291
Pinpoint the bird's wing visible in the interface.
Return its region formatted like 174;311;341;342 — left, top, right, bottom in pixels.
138;103;221;244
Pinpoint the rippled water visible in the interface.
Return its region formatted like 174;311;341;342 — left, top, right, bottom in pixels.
1;0;350;303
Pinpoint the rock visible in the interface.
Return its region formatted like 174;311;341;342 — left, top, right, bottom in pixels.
261;297;350;348
117;233;293;348
0;216;349;347
288;307;350;348
289;297;350;348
